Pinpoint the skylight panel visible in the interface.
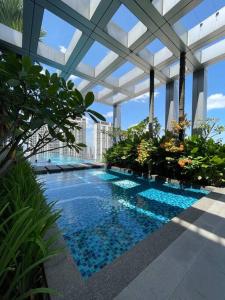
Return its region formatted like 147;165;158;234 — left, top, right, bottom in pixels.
40;63;57;74
197;36;225;52
68;75;84;87
111;4;140;32
111;62;135;78
173;0;225;31
91;85;105;94
146;38;165;53
81;41;110;68
41;10;76;53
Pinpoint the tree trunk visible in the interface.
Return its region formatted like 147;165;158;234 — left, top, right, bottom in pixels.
179;52;186;141
149;69;154;139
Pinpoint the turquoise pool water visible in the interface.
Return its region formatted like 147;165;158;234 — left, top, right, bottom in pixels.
30;154;91;166
39;169;209;278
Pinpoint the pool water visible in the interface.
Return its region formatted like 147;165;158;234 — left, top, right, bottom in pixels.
39;169;209;278
30;154;92;166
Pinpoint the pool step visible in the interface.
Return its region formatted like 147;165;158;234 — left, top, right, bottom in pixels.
33;162;105;174
45;165;62;173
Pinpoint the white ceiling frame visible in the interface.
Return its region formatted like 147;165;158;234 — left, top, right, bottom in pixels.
0;1;225;105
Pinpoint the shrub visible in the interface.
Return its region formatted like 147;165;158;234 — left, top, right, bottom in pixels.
0;160;60;299
105;117;225;186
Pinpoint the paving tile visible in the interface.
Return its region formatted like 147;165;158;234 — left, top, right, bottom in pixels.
171;249;225;300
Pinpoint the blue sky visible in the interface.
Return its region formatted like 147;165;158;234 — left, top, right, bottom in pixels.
40;1;225;145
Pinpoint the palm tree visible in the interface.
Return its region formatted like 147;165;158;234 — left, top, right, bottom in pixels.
149;69;155;139
178;52;186;141
0;0;46;38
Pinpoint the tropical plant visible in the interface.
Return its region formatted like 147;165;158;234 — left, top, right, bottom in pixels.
104;117;161;172
105;116;225;186
0;52;105;173
178;52;186;141
0;159;60;299
0;0;46;38
198;118;225;141
136;139;158;174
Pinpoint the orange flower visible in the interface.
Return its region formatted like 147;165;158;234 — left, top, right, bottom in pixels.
179;144;184;151
178;158;192;168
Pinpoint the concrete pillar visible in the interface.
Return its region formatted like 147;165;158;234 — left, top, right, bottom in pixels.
192;68;207;135
165;80;179;131
149;69;154;138
113;104;121;129
113;104;121;143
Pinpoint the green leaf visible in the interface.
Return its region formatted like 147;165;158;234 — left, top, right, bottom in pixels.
67;80;74;90
17;287;60;300
87;109;105;121
22;56;32;71
7;79;20;87
88;113;99;123
191;147;199;154
77;143;86;148
85;92;94;107
74;89;84;103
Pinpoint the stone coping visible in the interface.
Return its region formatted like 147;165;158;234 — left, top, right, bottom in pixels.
110;166;215;192
33;162;105;174
44;170;220;299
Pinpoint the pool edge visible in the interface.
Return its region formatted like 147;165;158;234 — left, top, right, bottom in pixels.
44;186;220;300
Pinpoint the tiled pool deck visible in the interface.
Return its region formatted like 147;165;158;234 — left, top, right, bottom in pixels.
116;187;225;300
44;169;225;300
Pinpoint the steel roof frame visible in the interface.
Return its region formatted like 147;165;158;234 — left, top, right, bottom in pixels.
0;0;225;105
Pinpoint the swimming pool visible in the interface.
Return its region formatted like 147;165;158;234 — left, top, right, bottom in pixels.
39;169;209;278
30;154;92;166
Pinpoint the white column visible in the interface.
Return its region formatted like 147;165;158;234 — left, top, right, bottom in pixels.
113;104;121;129
165;80;179;131
192;68;207;135
113;104;121;143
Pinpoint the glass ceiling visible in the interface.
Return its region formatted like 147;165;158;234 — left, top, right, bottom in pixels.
0;0;225;105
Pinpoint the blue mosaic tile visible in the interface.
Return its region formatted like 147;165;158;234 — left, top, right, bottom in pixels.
41;169;209;279
113;179;140;189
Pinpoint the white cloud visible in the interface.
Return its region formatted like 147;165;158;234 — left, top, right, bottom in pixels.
207;93;225;110
104;111;113;118
59;45;67;54
68;74;78;81
128;123;138;128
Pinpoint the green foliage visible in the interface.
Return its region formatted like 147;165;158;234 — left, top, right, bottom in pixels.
0;52;105;172
179;135;225;185
0;159;60;299
198;118;225;141
0;0;46;37
105;117;225;186
104;117;161;172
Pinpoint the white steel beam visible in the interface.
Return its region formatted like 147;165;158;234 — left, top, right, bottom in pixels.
1;0;225;106
23;0;44;54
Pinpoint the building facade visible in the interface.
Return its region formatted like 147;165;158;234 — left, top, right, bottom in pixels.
28;118;86;158
93;121;113;161
60;117;86;158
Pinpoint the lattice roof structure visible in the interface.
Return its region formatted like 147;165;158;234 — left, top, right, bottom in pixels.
0;0;225;106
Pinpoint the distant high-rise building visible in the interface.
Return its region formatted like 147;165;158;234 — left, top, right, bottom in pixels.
61;117;86;158
94;121;113;161
28;117;86;157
